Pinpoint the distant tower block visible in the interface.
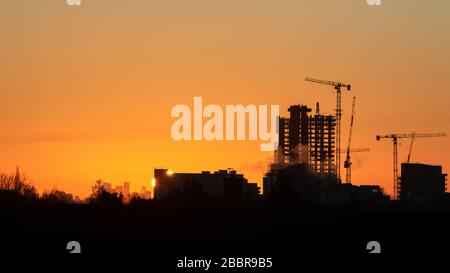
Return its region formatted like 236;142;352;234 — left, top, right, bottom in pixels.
123;182;130;197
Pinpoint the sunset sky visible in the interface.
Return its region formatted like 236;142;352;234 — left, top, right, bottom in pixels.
1;0;449;198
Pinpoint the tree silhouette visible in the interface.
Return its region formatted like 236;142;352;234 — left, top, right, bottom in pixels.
0;167;37;204
89;179;123;206
41;188;74;204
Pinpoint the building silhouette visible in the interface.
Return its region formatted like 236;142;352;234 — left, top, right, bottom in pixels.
153;168;260;205
123;182;130;198
308;110;336;177
276;103;336;178
100;181;151;201
263;163;388;205
400;163;448;202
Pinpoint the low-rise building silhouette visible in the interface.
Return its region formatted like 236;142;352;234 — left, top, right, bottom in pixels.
101;181;152;201
153;168;260;205
263;163;388;205
400;163;447;202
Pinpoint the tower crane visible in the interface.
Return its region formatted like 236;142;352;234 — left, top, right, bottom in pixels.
339;148;370;153
305;77;351;183
376;133;446;200
344;97;356;184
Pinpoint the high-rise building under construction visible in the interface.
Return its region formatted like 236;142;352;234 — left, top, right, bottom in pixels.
275;104;336;178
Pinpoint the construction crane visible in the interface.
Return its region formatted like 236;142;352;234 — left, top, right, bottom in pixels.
376;133;446;200
305;77;351;183
406;132;416;163
339;148;370;153
344;97;356;184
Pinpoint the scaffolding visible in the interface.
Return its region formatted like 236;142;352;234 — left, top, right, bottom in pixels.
275;117;290;164
275;104;336;178
308;114;336;177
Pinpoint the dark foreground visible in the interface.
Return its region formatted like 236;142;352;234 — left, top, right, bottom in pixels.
5;203;450;270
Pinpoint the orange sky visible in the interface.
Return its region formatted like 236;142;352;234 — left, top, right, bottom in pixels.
1;0;449;198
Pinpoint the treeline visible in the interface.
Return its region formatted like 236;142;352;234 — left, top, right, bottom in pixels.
0;173;128;206
0;171;38;204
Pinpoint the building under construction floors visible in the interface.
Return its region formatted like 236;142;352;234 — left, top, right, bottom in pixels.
308;113;336;177
275;104;336;178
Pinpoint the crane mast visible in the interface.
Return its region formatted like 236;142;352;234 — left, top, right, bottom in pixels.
339;148;369;153
344;97;356;184
406;132;416;163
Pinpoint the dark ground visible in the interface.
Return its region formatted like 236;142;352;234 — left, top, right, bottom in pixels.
5;202;450;267
4;167;450;270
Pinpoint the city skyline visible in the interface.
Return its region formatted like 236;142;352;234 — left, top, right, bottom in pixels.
1;0;450;198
